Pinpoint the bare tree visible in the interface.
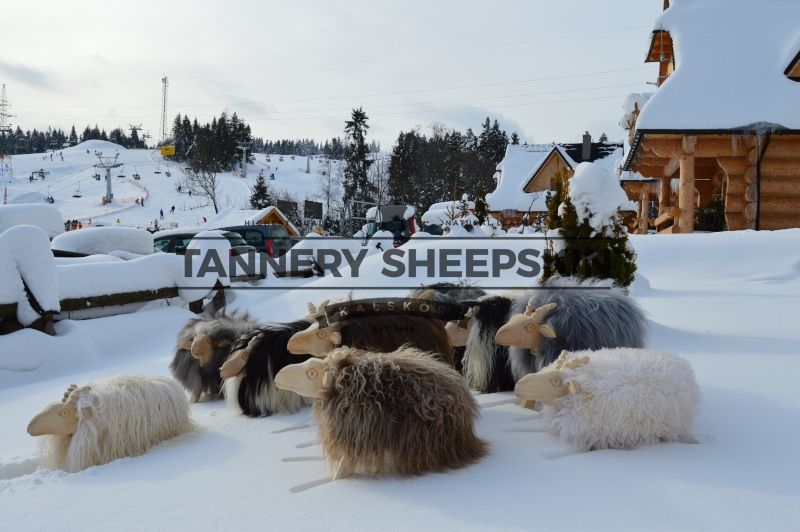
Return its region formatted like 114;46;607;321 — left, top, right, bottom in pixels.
182;168;221;214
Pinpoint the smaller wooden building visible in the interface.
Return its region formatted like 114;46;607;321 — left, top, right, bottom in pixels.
205;206;301;236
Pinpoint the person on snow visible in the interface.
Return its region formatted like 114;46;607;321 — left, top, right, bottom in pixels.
160;209;164;219
170;205;175;214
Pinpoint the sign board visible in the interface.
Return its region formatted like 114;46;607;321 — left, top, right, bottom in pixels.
277;200;298;216
160;146;176;156
304;200;323;220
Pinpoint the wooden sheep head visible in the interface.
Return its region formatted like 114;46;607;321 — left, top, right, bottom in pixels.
444;306;477;348
219;333;262;379
274;358;331;398
287;322;342;357
495;302;558;350
189;334;215;366
514;351;590;405
27;384;91;436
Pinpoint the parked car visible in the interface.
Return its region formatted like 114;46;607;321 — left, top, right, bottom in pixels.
218;224;292;257
364;205;417;247
153;229;255;257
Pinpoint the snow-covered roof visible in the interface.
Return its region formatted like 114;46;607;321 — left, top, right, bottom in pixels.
427;199;475;212
486;144;575;212
205;207;299;235
636;0;800;131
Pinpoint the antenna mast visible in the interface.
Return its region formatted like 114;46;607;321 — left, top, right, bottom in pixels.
0;84;15;181
160;76;169;145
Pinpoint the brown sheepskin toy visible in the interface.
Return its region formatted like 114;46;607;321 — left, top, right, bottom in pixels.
275;346;488;478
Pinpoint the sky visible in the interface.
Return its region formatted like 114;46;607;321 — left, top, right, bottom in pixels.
1;0;663;148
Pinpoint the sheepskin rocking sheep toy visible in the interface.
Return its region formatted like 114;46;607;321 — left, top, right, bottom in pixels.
275;346;488;480
27;375;193;472
496;277;647;378
219;319;314;417
286;312;453;366
514;349;700;450
170;312;261;402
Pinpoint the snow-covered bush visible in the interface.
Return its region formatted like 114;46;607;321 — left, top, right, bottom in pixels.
541;162;638;287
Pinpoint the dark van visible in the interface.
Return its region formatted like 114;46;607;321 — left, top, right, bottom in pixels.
219;224;292;257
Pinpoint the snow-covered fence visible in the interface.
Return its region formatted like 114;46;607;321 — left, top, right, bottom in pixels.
0;227;228;335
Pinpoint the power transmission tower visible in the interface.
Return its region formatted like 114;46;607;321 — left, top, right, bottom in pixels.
95;152;122;203
160;76;169;145
236;141;252;178
0;84;15;181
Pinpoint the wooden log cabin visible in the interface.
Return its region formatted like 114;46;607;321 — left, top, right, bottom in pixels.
621;0;800;233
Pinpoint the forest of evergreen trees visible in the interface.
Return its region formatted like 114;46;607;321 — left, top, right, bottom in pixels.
251;137;379;158
169;112;253;172
388;118;514;213
0;123;146;155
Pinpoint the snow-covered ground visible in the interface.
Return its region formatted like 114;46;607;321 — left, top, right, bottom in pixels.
3;140;333;230
1;229;799;531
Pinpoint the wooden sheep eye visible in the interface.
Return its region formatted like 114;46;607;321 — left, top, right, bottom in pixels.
549;375;563;387
524;323;536;333
59;409;71;418
316;330;326;339
306;369;318;380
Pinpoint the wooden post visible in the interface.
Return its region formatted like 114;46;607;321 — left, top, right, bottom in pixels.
658;177;671;215
639;191;649;234
678;136;697;233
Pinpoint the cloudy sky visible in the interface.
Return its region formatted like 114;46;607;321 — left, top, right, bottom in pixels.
1;0;662;147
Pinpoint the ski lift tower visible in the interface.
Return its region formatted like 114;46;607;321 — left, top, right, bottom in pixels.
95;152;121;203
236;141;252;178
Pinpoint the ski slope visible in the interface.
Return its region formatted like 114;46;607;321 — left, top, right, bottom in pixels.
0;229;799;531
3;140;335;230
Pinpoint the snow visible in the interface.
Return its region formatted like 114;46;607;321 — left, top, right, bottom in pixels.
51;226;154;255
0;204;64;238
1;229;800;530
486;144;575;212
566;162;638;232
421;209;453;226
620;92;652;130
636;0;800;131
0;225;60;324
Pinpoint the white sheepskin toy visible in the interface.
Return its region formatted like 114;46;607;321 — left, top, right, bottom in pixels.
27;375;194;472
515;348;700;449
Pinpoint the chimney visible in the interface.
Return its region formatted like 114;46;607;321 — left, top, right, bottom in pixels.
581;131;592;162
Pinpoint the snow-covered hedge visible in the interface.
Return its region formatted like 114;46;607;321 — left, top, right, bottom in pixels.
0;204;64;239
51;226;154;255
0;225;60;325
57;254;184;301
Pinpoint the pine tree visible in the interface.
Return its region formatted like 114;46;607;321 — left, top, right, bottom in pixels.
250;172;271;209
343;107;374;233
541;170;636;287
474;181;488;225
